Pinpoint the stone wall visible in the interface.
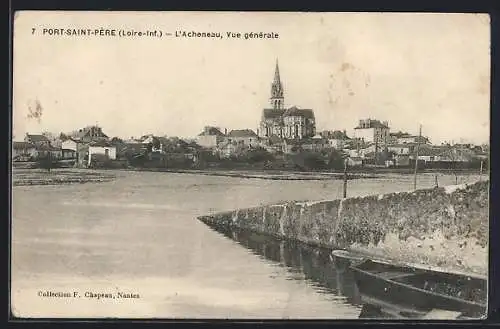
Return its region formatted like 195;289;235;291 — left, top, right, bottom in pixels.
198;180;489;276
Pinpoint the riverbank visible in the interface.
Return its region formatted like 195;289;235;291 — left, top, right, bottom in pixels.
126;167;381;181
12;169;116;186
13;160;486;181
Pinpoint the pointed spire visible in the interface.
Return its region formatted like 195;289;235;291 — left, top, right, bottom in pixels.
274;58;281;85
271;58;284;107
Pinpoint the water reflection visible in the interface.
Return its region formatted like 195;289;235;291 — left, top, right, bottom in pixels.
215;228;370;314
214;227;485;320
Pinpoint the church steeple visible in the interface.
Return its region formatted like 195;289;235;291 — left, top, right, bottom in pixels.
270;59;284;109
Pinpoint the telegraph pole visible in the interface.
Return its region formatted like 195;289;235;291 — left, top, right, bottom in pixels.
343;158;348;198
413;124;422;190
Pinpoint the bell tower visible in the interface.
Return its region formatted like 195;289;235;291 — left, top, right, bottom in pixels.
270;59;284;110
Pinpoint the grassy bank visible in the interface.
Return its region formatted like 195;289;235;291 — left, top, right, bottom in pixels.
12;168;116;186
123;167;381;181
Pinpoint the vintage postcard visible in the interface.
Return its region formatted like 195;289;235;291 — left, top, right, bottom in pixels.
11;11;490;319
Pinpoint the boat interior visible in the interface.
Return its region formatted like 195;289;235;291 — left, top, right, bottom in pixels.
355;260;487;305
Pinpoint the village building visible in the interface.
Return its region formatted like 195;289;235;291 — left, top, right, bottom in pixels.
259;60;316;139
67;125;109;143
87;140;117;166
347;156;364;167
387;143;416;156
196;126;226;148
24;134;51;148
226;129;259;147
34;144;63;160
20;134;63;160
353;119;390;146
12;142;36;161
215;140;242;159
320;130;351;149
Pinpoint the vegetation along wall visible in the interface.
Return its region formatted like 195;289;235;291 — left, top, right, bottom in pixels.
198;180;489;276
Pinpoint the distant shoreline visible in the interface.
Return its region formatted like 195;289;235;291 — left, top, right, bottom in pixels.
124;168;378;181
11;165;485;185
12;169;116;186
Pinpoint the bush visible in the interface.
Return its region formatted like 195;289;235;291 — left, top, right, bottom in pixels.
36;154;60;171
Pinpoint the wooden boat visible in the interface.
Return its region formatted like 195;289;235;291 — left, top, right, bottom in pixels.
351;259;487;319
330;249;366;268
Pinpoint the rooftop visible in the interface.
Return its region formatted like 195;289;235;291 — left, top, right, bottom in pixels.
13;141;35;149
89;140;113;147
198;126;225;136
26;134;50;143
355;119;389;129
228;129;258;138
283;106;315;119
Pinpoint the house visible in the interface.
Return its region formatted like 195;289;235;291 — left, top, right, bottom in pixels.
61;138;80;152
398;135;430;145
347;156;363;167
387;143;416;156
61;148;76;159
320;130;351;149
88;140;116;166
358;143;378;158
139;135;165;153
353;119;390;145
226;129;259;147
12;142;36;161
35;144;63;160
196;126;226;148
388;131;410;144
215;140;245;159
282;137;329;154
24;134;51;147
67;125;109;143
394;154;411;167
61;138;89;164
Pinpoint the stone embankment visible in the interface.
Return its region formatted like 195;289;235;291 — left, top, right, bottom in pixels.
198;180;489;276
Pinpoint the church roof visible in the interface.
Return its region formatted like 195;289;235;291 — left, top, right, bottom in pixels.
283;106;315;119
228;129;258;138
262;108;285;119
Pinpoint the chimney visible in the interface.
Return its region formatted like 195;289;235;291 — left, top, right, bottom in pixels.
204;126;210;134
225;128;227;135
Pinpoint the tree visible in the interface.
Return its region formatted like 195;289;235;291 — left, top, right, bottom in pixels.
326;149;346;170
376;149;395;165
110;137;124;145
37;152;56;172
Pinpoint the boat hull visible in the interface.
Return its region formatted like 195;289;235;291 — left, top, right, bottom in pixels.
352;261;486;319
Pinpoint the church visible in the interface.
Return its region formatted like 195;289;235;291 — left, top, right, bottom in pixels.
258;60;316;140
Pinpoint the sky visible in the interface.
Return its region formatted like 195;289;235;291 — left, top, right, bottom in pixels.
13;11;490;144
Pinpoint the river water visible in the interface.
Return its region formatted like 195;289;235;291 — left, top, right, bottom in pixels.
11;170;482;318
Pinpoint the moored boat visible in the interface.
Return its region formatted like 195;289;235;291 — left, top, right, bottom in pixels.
351;259;487;319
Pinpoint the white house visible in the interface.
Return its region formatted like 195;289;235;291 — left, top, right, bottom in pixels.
61;139;79;151
226;129;259;147
353;119;390;145
196;126;226;148
387;144;416;155
88;141;116;166
347;156;363;167
12;142;37;160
